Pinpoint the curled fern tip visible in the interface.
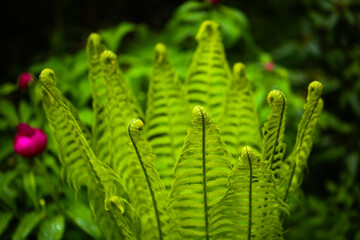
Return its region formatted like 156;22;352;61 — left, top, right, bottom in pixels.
267;90;285;108
128;119;144;133
39;68;56;86
308;81;323;100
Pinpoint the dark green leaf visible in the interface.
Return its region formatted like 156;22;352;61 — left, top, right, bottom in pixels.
37;215;65;240
12;212;43;240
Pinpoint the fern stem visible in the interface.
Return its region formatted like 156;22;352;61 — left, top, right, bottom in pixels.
199;107;210;240
128;124;163;240
246;148;252;240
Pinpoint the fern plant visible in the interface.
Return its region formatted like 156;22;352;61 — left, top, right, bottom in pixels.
40;20;323;239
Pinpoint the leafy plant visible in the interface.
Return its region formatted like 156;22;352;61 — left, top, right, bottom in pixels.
40;20;323;239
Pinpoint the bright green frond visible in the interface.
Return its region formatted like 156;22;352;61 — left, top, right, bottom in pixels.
220;62;262;161
211;147;288;240
128;119;168;240
280;81;323;203
261;90;287;175
40;68;139;239
168;106;232;240
100;50;142;176
41;68;90;192
145;43;190;191
185;20;232;123
86;33;109;163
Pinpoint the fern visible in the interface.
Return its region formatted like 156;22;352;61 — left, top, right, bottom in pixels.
128;119;168;240
145;43;189;191
100;50;142;175
40;20;324;240
261;90;287;177
40;68;139;239
220;62;262;161
168;106;232;239
185;20;232;123
211;147;288;240
280;81;323;203
86;33;109;163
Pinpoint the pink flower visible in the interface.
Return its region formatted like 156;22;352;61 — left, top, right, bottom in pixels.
18;73;34;89
264;61;275;72
14;123;47;158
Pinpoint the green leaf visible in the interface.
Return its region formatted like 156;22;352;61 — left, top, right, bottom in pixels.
23;170;38;209
0;83;17;96
12;212;43;240
19;100;33;123
100;22;137;52
62;200;101;239
37;215;65;240
0;100;18;126
0;212;13;237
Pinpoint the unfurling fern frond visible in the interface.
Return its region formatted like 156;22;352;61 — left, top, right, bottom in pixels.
211;147;288;240
100;50;142;177
280;81;323;203
168;106;232;240
128;119;168;240
261;90;287;176
41;69;90;192
220;63;262;161
40;68;139;239
185;20;232;123
86;33;109;163
145;43;189;191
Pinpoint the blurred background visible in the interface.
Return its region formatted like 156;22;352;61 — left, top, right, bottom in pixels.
0;0;359;239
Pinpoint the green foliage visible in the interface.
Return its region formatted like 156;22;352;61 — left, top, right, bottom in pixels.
40;19;322;239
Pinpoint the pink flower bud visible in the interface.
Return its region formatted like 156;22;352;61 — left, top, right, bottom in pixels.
18;73;34;89
14;123;47;158
264;61;275;72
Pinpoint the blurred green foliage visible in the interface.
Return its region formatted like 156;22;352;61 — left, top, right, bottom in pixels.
0;0;359;239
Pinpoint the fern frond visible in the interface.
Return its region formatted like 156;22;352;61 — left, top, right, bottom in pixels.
145;43;190;191
128;119;168;240
168;106;232;239
220;63;262;161
100;50;142;176
261;90;287;175
185;20;232;123
86;33;109;163
280;81;323;202
41;70;90;192
40;68;139;239
211;147;288;240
